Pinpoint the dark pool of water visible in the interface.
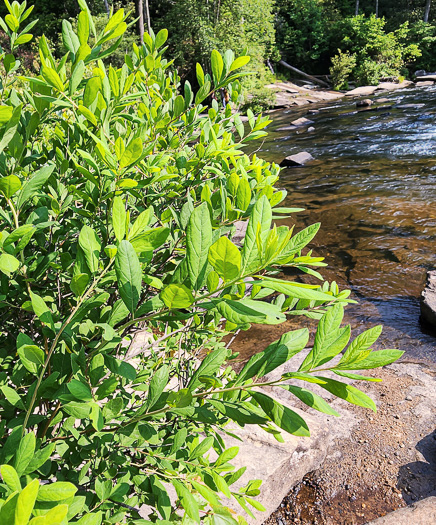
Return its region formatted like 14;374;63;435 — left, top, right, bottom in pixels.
241;86;436;366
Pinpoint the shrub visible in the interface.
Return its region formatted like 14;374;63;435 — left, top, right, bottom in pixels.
0;1;403;524
330;49;357;90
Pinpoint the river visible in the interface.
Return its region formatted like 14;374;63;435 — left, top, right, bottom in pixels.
236;86;436;368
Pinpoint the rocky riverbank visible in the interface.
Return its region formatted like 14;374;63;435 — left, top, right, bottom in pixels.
265;80;415;110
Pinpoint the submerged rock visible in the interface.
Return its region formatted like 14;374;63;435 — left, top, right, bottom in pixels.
290;116;315;127
357;98;373;107
279;152;314;167
420;270;436;327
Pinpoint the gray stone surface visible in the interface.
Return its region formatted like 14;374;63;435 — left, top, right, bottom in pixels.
364;497;436;524
346;86;379;96
416;75;436;81
290;117;314;127
420;270;436;327
279;152;314;167
416;80;434;87
222;402;330;524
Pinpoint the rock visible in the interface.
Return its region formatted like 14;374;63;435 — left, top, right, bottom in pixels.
307;109;320;115
279;152;314;167
377;80;414;90
346;86;379;96
415;69;427;77
290;117;314;127
420;270;436;327
396;103;426;109
415;75;436;81
377;97;391;103
221;404;330;524
364;496;436;524
307;126;315;132
357;99;373;107
276;126;298;132
416;81;434;86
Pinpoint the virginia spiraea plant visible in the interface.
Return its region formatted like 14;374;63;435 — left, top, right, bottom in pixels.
0;1;403;524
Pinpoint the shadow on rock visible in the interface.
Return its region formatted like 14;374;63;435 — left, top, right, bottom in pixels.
397;429;436;504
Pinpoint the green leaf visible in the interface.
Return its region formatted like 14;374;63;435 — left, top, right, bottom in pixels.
155;28;168;49
67;379;92;401
186;202;212;290
299;304;348;371
130;227;170;253
24;443;55;474
208;399;268;425
251;392;310;436
77;10;89;45
214;298;285;326
188;346;227;391
0;253;20;276
279;385;340;416
0;465;21;492
70;273;89;297
78;105;97;125
42;67;64;91
114;240;142;314
334;371;382;382
195;80;211;105
83;76;101;106
237;328;309;384
211;471;231;498
18;345;44;366
254;278;337;302
0;106;13;125
63;401;91;419
0;492;19;523
37;481;78;502
78;225;101;274
172;480;200;523
119;137;142;169
62;20;80;54
315;376;377;412
339;325;383;365
15;478;39;525
236;177;251;211
146;365;169;410
277;223;321;262
208;237;241;281
1;385;25;409
241;195;271;274
30;291;54;328
14;432;36;476
75;511;102;525
112;196;126;242
337;349;404;370
70;60;85;94
229;56;250;72
189;436;214;460
160;284;194;309
0;174;21;198
0;104;21;154
17;165;55;209
211;50;224;86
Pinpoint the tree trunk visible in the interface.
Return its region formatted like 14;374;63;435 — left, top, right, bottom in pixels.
375;0;379;17
355;0;359;16
135;0;144;43
424;0;431;22
103;0;110;17
144;0;151;34
278;60;330;88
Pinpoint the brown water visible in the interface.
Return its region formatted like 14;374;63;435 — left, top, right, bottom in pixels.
240;86;436;367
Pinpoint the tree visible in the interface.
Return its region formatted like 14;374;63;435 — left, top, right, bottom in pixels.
135;0;144;42
424;0;431;22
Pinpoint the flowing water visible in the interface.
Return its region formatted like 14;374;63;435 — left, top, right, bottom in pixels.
237;86;436;367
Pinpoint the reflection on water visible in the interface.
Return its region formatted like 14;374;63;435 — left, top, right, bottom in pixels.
240;86;436;366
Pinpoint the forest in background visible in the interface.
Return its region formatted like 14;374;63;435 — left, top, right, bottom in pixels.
1;0;436;104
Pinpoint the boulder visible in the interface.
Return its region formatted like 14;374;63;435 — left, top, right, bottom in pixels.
356;99;373;107
415;75;436;81
364;497;436;524
290;117;314;127
279;152;314;167
416;81;434;86
220;405;330;524
346;86;379;96
377;80;414;90
420;270;436;327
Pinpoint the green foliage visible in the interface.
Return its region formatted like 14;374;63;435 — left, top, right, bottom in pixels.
335;15;421;85
330;49;357;90
0;2;403;523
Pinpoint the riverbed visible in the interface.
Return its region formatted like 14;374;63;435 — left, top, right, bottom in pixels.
237;85;436;369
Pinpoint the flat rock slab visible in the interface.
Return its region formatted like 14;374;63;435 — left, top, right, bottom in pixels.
416;81;434;86
222;404;330;524
416;75;436;81
420;270;436;326
346;86;379;96
279;152;314;167
364;497;436;524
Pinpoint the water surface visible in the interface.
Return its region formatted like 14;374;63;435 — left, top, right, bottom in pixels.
238;86;436;367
